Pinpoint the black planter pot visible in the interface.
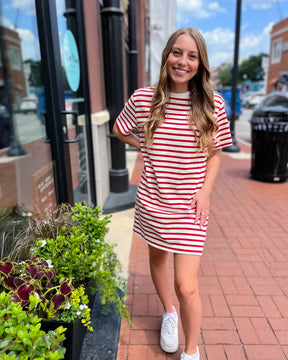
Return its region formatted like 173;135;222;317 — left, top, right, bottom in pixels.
41;290;96;360
41;319;86;360
41;288;123;360
79;288;123;360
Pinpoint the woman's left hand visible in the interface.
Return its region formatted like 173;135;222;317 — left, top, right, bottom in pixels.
190;189;210;228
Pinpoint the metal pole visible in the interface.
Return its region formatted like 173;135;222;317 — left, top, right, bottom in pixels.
101;0;129;193
223;0;241;153
128;0;138;96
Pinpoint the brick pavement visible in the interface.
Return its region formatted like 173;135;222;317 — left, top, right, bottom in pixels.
117;140;288;360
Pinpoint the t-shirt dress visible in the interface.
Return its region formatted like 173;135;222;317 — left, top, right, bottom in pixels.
115;87;233;255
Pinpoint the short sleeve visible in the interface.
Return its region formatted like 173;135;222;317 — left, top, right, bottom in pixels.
115;94;138;136
213;94;233;150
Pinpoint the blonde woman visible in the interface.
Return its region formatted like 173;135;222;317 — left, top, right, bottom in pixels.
113;27;232;360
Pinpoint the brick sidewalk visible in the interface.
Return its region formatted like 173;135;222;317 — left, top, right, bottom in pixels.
117;141;288;360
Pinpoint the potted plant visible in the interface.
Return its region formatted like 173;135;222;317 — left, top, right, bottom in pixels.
10;202;129;322
0;255;93;360
0;290;66;359
5;202;130;358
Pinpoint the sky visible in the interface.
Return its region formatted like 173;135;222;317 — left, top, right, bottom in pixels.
177;0;288;68
1;0;288;69
1;0;66;61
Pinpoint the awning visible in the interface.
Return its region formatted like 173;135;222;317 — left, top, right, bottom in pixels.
269;76;279;84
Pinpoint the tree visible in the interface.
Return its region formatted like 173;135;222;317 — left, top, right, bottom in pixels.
238;53;268;82
217;67;232;87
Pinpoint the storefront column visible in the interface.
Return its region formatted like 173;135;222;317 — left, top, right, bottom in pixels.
101;0;129;193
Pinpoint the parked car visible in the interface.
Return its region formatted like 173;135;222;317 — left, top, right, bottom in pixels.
244;91;266;108
241;91;253;108
19;96;37;114
252;91;288;119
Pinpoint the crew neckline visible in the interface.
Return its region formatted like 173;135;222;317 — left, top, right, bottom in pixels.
169;91;190;98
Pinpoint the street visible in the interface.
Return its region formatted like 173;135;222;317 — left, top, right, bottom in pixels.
14;112;46;145
235;108;253;144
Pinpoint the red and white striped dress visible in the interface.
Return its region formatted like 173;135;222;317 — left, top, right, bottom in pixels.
116;87;232;255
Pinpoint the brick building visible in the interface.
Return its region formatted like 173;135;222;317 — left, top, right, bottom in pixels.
267;17;288;93
0;26;27;103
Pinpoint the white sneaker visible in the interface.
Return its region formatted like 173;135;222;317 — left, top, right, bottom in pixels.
180;347;200;360
160;307;178;353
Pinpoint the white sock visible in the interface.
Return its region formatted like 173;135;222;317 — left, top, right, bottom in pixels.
165;305;177;315
183;347;199;359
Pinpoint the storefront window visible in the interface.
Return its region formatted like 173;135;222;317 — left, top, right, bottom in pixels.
55;0;91;204
0;1;56;224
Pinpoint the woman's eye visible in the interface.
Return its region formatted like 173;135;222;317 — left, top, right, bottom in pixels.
172;51;181;56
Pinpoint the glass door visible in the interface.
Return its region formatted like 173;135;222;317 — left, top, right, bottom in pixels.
36;0;96;207
56;0;95;205
0;0;57;219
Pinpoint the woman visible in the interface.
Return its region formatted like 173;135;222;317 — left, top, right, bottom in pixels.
113;27;232;360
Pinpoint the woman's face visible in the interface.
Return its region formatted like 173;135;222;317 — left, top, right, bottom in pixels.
167;34;200;93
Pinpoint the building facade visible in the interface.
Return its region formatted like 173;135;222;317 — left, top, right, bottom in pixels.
267;17;288;93
0;0;149;223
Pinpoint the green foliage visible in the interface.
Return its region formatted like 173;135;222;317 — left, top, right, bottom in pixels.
216;53;268;87
0;256;93;331
217;67;232;87
32;203;130;323
6;203;130;324
58;285;92;331
0;291;66;359
238;53;268;82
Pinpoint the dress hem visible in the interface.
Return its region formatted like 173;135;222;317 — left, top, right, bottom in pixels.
133;230;203;256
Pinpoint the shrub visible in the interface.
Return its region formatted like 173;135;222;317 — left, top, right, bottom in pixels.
0;291;66;359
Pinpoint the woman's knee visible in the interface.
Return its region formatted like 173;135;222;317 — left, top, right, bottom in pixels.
175;281;199;304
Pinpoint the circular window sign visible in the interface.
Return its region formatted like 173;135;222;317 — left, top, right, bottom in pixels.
63;30;80;92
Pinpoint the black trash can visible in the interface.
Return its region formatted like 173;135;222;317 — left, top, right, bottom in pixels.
250;117;288;183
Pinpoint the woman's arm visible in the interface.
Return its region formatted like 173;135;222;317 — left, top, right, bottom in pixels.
190;149;222;227
113;123;141;150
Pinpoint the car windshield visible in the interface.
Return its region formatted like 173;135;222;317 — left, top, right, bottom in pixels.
263;95;288;108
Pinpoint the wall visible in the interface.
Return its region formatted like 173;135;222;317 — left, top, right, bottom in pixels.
0;26;27;103
83;0;110;207
137;0;150;88
267;17;288;94
82;0;150;207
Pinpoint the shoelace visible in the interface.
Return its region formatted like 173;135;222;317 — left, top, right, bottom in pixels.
162;314;177;335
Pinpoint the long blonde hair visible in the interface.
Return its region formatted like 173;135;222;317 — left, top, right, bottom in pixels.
144;27;218;155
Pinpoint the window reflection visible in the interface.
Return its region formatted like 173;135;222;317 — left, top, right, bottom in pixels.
0;1;56;221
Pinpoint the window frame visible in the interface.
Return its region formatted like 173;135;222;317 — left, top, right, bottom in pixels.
271;38;282;64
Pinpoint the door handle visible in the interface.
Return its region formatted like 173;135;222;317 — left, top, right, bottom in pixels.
43;110;79;143
61;110;79;143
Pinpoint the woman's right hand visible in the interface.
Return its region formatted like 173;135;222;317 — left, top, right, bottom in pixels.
113;123;141;150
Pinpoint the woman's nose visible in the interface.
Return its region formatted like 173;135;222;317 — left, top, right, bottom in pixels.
177;55;187;65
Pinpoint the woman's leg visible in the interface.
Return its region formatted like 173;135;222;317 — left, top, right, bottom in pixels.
148;245;174;313
174;254;202;356
149;245;178;353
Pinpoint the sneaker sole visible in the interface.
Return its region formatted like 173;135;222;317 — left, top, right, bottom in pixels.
160;338;178;353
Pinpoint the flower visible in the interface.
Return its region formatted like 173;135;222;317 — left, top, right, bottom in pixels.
46;259;53;268
40;240;47;247
57;285;93;331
